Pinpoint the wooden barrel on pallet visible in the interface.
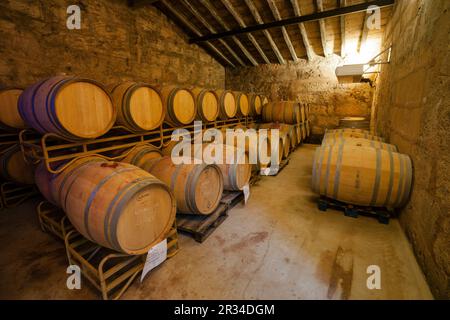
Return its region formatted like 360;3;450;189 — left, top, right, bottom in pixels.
324;129;383;142
18;76;116;140
121;144;162;169
142;156;223;215
192;88;219;122
58;158;176;255
262;101;300;124
235;92;250;117
109;82;164;132
260;123;296;149
0;146;34;184
194;143;251;191
0;89;27;130
248;94;262;117
338;117;370;130
312;145;412;208
159;86;196;126
322;137;398;152
216;90;237;119
224;127;270;172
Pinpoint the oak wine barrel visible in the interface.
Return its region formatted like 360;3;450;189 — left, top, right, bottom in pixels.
59;158;176;254
0;89;27;130
192;88;219;123
216;90;237;119
224;127;271;171
338;117;370;131
324;129;384;142
322;137;398;152
109;82;164;132
262;101;300;124
235;92;250;117
248;94;262;117
121;144;162;169
194;143;251;191
160;86;196;126
143;156;223;215
312;145;412;208
18;76;116;140
0;145;34;184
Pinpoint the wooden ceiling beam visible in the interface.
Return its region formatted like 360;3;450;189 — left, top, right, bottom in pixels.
359;1;371;53
159;0;236;67
180;0;246;66
289;0;315;60
190;0;395;43
340;0;347;57
316;0;331;56
214;0;260;66
244;0;285;64
266;0;298;62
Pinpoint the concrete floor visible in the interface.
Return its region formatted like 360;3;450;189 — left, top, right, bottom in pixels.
0;145;433;300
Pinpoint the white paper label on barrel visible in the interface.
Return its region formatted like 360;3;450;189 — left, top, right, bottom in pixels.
140;238;167;282
243;184;250;204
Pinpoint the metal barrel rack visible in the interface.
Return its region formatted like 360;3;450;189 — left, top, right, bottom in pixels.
0;181;38;209
19;117;256;174
64;223;179;300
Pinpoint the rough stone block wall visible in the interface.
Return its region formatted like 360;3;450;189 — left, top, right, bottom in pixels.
373;0;449;299
0;0;225;89
226;56;374;135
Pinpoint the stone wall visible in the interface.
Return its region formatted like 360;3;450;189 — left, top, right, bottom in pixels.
226;55;374;135
0;0;225;89
373;0;449;299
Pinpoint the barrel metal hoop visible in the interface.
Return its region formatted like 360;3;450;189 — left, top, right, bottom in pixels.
311;147;319;191
122;83;139;130
23;79;48;133
394;153;405;207
170;163;185;198
332;144;344;200
47;77;72;137
370;148;382;206
316;146;326;193
323;145;334;197
383;149;395;207
83;167;138;242
104;176;150;250
400;155;413;207
185;164;206;214
109;178;167;252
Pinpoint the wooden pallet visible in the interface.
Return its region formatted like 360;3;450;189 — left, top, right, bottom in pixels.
259;158;290;176
177;203;229;243
317;196;392;224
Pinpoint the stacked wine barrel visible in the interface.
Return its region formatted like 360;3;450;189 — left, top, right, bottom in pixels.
34;156;176;255
257;100;311;160
1;75;272;256
312;128;412;208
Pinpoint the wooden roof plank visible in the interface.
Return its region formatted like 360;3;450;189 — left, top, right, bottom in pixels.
180;0;246;66
244;0;286;64
266;0;299;62
290;0;315;60
160;0;236;67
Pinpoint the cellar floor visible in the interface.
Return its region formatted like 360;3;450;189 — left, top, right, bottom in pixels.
0;144;433;300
